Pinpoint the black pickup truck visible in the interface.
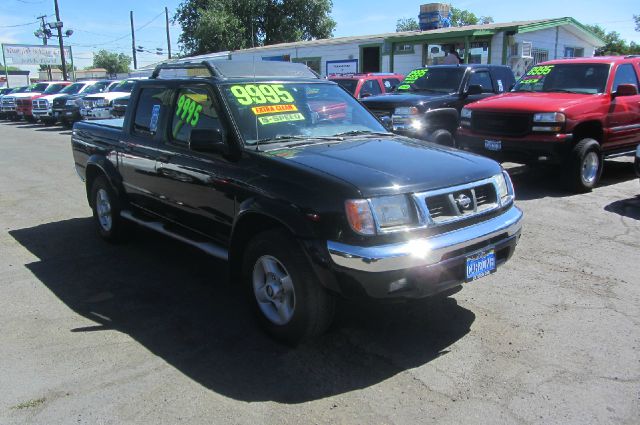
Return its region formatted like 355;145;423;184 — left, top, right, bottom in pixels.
361;65;515;146
71;60;523;343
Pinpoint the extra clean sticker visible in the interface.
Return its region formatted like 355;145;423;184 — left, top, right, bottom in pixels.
230;84;294;106
252;104;298;115
258;112;305;125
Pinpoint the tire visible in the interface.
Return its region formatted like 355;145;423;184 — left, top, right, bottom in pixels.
242;229;335;344
565;138;602;193
430;128;455;147
90;175;127;243
25;116;36;123
61;118;71;128
42;118;56;126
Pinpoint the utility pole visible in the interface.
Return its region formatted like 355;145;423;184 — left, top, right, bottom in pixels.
37;15;52;80
165;6;171;60
53;0;68;80
130;11;137;70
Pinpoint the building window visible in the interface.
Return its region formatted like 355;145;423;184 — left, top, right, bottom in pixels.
293;57;321;74
394;44;414;54
531;48;549;65
564;47;584;58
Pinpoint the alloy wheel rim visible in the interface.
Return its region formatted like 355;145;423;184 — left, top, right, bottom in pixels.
96;189;113;232
252;255;296;325
581;151;599;184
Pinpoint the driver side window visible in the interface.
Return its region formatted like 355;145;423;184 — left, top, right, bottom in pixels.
469;71;494;93
171;87;225;145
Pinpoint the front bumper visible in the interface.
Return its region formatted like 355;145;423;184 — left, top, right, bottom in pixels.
32;108;54;118
326;205;523;298
456;127;573;165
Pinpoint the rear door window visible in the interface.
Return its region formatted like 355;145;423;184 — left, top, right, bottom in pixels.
132;87;172;137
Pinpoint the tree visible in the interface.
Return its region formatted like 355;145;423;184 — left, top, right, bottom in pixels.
92;50;131;74
396;17;419;32
174;0;336;56
450;6;478;27
1;63;23;71
585;24;631;55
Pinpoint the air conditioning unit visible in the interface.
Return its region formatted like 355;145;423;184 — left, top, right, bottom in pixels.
510;41;533;59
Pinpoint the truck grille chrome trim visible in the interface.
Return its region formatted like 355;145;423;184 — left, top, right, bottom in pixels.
328;205;522;272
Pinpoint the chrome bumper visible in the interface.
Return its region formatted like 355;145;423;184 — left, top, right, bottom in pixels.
327;205;523;272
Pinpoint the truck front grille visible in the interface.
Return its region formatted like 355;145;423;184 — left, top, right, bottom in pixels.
471;112;531;137
416;180;499;226
368;108;393;121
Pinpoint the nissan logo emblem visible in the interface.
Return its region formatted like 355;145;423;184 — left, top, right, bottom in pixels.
455;194;472;210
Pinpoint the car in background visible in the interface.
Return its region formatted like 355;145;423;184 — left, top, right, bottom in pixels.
635;144;640;185
55;80;117;127
361;65;515;146
1;86;29;120
15;82;70;122
457;56;640;192
110;95;130;118
33;80;100;125
329;73;404;99
0;87;18;119
2;83;56;121
81;79;142;120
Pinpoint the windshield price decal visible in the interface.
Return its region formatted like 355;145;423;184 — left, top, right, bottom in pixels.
397;69;428;90
230;84;294;105
258;112;305;125
175;94;203;126
252;104;298;115
520;76;542;85
526;65;554;76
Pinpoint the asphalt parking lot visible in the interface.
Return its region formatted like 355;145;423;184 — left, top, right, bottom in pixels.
0;120;638;425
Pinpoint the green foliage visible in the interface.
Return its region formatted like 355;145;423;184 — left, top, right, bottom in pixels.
174;0;336;56
0;62;22;71
449;6;492;27
396;17;419;32
92;50;131;74
585;24;640;55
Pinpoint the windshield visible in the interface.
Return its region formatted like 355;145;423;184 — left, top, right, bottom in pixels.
110;80;136;93
27;83;50;93
84;81;111;94
513;64;610;94
396;67;465;93
221;82;388;145
43;83;68;94
61;83;85;94
332;79;358;95
10;87;28;94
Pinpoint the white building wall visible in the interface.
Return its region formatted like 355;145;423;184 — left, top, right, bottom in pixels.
392;44;423;75
514;26;596;61
490;32;504;64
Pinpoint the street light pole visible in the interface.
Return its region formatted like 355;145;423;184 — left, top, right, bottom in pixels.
37;15;53;80
53;0;68;80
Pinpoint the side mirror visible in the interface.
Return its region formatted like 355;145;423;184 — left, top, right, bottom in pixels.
189;128;228;154
613;84;638;98
465;84;483;96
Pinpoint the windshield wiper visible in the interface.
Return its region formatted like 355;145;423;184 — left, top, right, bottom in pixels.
253;135;345;149
331;130;393;137
543;89;583;94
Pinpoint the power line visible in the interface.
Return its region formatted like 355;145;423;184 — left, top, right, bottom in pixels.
0;19;39;28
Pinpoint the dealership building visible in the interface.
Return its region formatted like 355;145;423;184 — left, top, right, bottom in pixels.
225;17;604;79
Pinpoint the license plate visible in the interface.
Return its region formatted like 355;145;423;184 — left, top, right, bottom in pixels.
485;140;502;151
465;249;496;281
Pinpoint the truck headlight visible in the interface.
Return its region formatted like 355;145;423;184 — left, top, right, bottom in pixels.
66;99;77;106
346;195;414;235
394;106;419;116
494;171;515;206
460;108;472;119
533;112;565;123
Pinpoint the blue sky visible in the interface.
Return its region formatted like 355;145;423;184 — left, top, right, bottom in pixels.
1;0;638;72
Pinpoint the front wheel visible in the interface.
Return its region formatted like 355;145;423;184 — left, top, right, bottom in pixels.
565;138;602;193
243;229;335;344
430;129;455;147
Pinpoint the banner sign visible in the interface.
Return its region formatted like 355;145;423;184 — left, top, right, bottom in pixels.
326;59;358;75
2;44;72;66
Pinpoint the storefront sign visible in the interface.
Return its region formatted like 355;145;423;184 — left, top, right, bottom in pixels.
2;44;71;66
326;59;358;75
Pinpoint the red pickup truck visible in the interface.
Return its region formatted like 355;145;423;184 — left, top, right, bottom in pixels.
457;56;640;192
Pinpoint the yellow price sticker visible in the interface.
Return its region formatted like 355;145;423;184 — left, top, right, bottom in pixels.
258;112;305;125
252;104;298;115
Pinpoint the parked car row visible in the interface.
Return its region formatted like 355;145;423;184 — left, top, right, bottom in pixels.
359;55;640;192
0;78;142;128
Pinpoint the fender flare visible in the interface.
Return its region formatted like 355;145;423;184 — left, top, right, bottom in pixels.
423;107;459;133
84;154;125;205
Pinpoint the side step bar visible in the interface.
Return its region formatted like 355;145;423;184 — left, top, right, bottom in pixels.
120;210;229;261
605;149;636;159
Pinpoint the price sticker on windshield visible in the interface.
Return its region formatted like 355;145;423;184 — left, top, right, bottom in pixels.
230;84;295;105
258;112;305;125
526;65;554;76
175;94;203;126
252;104;298;115
397;69;428;91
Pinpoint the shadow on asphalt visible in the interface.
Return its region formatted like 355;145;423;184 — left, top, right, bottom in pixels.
604;195;640;220
509;159;638;201
9;217;474;404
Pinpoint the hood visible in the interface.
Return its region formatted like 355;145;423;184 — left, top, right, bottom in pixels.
11;92;43;99
362;92;453;109
39;93;68;102
262;136;501;197
468;92;607;114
